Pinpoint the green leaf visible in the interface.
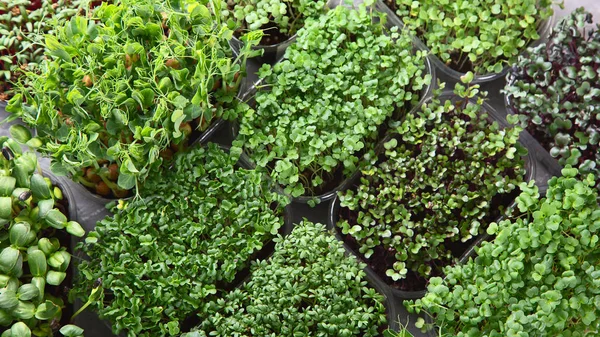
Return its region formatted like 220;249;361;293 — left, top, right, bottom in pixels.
28;250;48;277
123;158;139;173
31;277;45;301
117;172;136;190
0;308;11;325
195;4;211;18
67;89;85;106
50;162;69;176
30;173;52;200
0;289;18;310
487;222;499;235
9;222;34;247
66;221;85;237
166;321;180;335
460;71;474;84
384;138;398;150
10;322;31;337
48;251;71;272
35;301;60;320
0;247;22;276
25;138;43;149
45;209;67;229
17;284;39;302
415;317;425;329
37;199;55;218
0;197;12;219
59;325;84;337
46;271;66;286
38;238;59;255
13;301;35;320
0;177;16;197
491;4;501;14
45;35;72;62
12;164;30;189
9;125;32;144
3;139;22;157
172;96;189;110
561;167;578;178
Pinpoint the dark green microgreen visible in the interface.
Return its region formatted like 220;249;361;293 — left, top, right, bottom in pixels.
337;79;526;285
186;220;387;337
73;143;290;337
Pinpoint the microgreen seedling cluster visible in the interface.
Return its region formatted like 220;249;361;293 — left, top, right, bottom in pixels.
74;143;289;336
0;0;92;100
337;78;526;287
187;221;387;337
230;0;327;45
0;136;85;337
5;0;259;198
408;169;600;336
390;0;556;74
505;8;600;186
234;1;431;199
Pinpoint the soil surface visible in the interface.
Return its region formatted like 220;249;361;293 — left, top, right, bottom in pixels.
0;84;9;101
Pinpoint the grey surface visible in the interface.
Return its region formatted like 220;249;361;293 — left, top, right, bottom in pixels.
0;1;597;336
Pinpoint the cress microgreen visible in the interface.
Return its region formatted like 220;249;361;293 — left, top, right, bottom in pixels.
504;8;600;188
186;220;387;337
388;0;558;74
73;143;289;336
0;136;85;337
336;79;526;288
233;0;430;199
229;0;328;46
407;168;600;337
4;0;259;198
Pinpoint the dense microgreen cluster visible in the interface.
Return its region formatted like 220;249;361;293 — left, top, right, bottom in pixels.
505;8;600;185
185;221;387;337
73;143;289;337
408;168;600;337
233;1;430;199
4;0;259;198
337;78;526;285
0;136;85;337
0;0;92;100
389;0;556;74
231;0;327;45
